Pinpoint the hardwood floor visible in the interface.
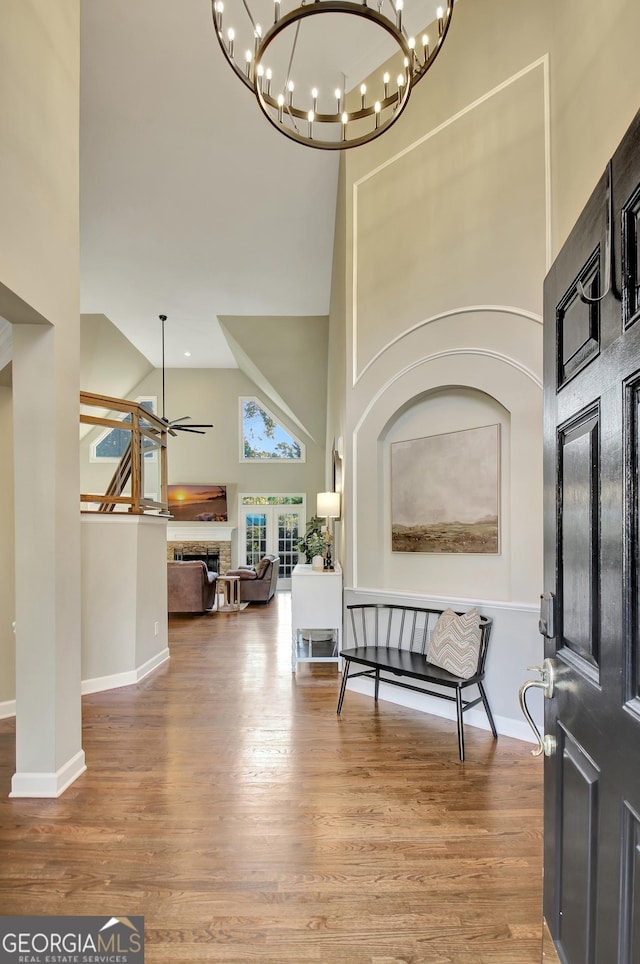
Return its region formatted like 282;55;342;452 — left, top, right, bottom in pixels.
0;593;543;962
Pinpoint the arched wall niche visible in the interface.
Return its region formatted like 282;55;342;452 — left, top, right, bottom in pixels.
351;349;542;604
378;386;511;598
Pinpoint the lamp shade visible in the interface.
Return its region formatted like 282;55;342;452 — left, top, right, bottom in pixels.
317;491;341;519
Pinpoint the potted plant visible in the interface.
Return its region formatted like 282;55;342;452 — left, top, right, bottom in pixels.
295;516;327;567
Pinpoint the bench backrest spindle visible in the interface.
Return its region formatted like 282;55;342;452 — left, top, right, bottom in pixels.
346;603;492;678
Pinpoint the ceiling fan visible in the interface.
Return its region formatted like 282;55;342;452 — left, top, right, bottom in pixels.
159;314;213;436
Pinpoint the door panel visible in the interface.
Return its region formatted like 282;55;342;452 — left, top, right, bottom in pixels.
557;726;600;964
622;184;640;328
620;801;640;963
543;108;640;962
556;250;601;387
276;510;301;582
558;409;600;668
627;375;640;710
243;511;267;564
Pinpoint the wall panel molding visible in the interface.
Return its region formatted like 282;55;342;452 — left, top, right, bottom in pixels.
351;55;551;385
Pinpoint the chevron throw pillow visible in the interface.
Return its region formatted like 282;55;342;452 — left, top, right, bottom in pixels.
427;608;482;679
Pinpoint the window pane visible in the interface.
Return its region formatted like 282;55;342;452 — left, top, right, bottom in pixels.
242;399;303;460
241;494;303;506
245;514;267;565
93;399;155;460
278;512;300;579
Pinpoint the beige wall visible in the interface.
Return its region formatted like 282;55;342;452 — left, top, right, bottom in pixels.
329;0;640;733
549;0;640;252
339;0;549;604
0;0;83;793
0;386;15;712
219;314;329;446
81;313;153;403
333;0;640;595
0;3;80;320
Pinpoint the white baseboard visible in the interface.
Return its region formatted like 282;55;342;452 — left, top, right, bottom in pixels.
346;677;537;745
10;749;87;798
81;647;170;695
0;699;16;720
0;650;171;721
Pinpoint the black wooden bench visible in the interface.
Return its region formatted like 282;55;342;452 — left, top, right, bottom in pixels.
337;603;497;761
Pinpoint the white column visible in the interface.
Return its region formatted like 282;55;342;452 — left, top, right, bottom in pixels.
11;323;85;797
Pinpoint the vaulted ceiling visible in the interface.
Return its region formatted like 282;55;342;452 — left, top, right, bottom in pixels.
80;0;439;369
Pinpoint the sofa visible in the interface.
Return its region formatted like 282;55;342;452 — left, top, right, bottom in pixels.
167;560;217;613
225;554;279;603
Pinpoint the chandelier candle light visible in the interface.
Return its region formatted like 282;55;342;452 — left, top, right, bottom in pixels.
210;0;454;149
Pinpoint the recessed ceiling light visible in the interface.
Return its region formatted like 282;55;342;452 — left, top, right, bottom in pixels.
184;351;191;357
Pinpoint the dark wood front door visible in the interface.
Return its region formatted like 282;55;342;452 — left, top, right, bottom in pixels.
543;108;640;963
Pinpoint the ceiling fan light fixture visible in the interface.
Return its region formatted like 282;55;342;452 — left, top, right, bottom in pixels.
210;0;454;150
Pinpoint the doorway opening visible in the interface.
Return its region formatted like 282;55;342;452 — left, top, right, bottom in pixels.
239;494;305;590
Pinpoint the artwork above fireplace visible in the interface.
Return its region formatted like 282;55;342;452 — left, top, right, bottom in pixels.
167;484;227;522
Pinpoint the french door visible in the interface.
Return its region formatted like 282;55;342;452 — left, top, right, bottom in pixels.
239;498;304;590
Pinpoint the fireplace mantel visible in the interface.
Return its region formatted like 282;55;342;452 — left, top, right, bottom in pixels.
167;525;235;543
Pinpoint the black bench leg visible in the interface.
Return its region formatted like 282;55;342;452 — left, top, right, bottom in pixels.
337;659;351;714
455;688;465;762
374;668;380;702
478;681;498;740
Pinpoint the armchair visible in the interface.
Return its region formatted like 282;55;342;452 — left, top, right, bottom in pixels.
167;560;217;613
225;554;279;603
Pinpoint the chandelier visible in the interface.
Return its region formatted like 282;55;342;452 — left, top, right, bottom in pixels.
210;0;454;150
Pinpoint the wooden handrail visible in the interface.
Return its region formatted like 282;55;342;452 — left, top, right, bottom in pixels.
80;392;169;515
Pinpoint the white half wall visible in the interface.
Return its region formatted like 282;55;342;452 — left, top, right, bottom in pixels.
81;514;169;688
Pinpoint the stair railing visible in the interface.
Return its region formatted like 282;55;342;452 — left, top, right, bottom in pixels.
80;391;169;515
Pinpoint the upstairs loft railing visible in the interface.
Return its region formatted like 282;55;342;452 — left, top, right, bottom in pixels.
80;391;169;515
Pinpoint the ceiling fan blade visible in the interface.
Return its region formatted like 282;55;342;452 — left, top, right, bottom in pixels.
169;416;191;424
180;423;213;429
174;426;206;435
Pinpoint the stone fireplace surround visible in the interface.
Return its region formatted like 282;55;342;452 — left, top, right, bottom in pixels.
167;525;234;575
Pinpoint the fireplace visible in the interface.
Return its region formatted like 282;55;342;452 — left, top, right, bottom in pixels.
175;549;220;573
167;540;231;574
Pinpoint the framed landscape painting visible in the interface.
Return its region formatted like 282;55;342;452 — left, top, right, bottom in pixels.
167;484;228;522
391;424;500;554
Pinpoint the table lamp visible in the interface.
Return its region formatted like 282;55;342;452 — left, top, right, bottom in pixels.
317;491;341;570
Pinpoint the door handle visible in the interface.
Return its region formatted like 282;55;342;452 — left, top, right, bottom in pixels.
519;658;557;757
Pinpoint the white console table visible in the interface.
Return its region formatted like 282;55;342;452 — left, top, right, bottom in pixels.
291;563;343;671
